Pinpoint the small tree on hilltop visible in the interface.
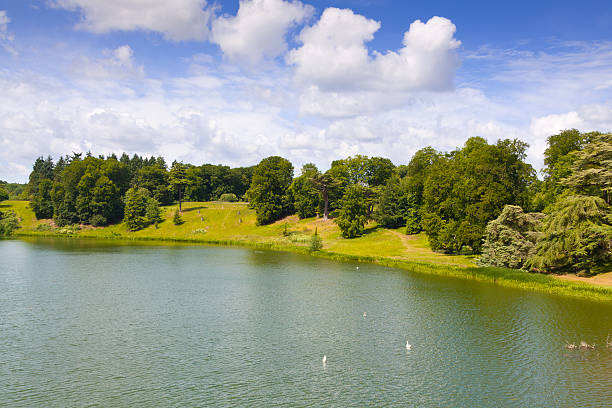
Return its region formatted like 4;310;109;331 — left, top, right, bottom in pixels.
169;162;190;212
173;208;184;225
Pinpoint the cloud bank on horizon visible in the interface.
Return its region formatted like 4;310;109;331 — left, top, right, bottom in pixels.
1;0;611;182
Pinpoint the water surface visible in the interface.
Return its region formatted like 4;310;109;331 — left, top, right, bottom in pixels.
1;238;611;407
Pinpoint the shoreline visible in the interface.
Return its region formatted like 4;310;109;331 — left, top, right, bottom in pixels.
12;231;612;302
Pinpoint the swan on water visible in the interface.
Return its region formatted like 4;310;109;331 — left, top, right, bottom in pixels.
363;312;367;318
322;355;327;364
406;341;412;350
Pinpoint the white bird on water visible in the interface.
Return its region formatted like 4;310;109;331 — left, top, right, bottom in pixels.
363;312;367;318
322;355;327;364
406;341;412;350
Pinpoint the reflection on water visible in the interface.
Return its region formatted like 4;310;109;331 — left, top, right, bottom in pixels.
1;238;611;407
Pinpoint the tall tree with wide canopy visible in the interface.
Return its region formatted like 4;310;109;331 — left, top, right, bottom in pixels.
526;195;612;275
562;133;612;204
422;137;536;254
246;156;294;225
289;163;320;219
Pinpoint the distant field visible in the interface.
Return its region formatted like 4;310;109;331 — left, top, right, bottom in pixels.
4;200;612;301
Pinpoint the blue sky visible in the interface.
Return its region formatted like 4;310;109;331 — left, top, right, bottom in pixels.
1;0;611;182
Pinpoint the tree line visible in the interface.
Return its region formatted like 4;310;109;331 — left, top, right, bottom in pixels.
17;130;612;275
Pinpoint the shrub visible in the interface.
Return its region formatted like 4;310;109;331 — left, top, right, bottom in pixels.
89;214;107;227
0;210;20;235
173;209;184;225
309;227;323;251
219;193;238;202
478;205;544;269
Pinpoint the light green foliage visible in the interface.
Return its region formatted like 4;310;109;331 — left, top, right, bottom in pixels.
289;164;320;219
526;196;612;275
246;156;294;225
173;209;184;226
422;137;536;254
562;133;612;204
0;210;20;235
478;205;544;269
124;187;150;231
335;184;368;238
219;193;238;202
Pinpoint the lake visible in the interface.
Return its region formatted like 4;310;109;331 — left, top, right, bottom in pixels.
1;238;611;407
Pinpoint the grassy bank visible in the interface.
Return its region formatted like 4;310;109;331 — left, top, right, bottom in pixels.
4;200;612;301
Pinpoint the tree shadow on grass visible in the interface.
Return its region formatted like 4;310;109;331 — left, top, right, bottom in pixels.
362;225;382;236
181;206;207;212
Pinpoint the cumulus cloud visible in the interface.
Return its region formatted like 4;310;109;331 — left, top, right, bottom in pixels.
211;0;314;64
287;9;461;93
50;0;213;41
71;45;144;80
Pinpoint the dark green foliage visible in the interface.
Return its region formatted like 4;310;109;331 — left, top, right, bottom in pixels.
373;176;413;229
124;187;150;231
336;184;368;238
27;156;54;197
526;196;612;275
246;156;294;225
173;209;184;226
219;193;238;202
309;170;342;220
0;210;20;235
184;164;253;201
145;198;162;226
478;205;544;269
422;137;536;254
30;179;54;218
289;164;320;219
0;187;9;202
309;227;323;251
169;162;190;211
135;164;173;205
89;214;107;227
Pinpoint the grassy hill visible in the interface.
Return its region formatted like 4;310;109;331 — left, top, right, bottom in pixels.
3;200;612;300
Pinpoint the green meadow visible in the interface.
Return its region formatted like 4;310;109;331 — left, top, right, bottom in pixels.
4;200;612;301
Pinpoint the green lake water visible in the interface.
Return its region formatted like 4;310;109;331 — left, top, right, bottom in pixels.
1;238;611;407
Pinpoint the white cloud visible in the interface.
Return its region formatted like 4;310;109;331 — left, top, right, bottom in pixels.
0;10;17;56
50;0;213;41
71;45;144;80
212;0;314;64
288;9;460;93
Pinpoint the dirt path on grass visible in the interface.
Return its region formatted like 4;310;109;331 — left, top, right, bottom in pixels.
557;272;612;287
